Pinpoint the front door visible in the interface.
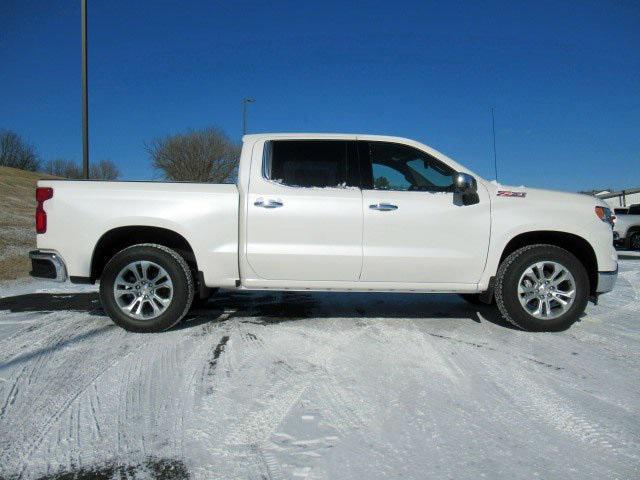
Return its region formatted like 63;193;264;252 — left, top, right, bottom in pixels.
246;139;363;281
359;140;490;284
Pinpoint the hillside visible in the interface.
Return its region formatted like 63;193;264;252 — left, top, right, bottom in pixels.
0;166;59;280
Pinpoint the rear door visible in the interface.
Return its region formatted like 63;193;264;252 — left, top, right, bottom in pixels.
359;140;490;284
246;139;363;281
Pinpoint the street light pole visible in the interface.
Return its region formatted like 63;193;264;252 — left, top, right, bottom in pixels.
242;98;255;136
81;0;89;179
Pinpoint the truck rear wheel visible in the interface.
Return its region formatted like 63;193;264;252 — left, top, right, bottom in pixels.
99;244;194;332
494;244;589;331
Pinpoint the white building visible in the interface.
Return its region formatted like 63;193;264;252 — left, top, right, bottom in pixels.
596;188;640;209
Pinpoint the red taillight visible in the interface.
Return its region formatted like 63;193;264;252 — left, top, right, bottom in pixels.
35;187;53;234
36;187;53;203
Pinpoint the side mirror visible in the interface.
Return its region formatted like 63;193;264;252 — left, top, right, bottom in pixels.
453;172;479;206
454;172;477;193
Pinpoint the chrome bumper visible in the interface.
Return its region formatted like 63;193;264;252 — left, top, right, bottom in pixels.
596;267;618;294
29;250;68;282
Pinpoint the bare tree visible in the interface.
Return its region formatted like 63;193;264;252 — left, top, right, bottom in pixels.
90;159;120;180
43;158;82;178
0;130;40;171
43;158;120;180
147;128;240;182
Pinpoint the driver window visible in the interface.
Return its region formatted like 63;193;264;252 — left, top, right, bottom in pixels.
368;142;455;192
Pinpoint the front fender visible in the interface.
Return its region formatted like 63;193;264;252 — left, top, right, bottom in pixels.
479;221;617;290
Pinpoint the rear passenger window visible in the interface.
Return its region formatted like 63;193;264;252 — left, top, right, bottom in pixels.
263;140;349;188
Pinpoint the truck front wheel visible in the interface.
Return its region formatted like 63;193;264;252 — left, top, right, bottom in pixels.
494;244;589;331
627;231;640;251
99;244;194;332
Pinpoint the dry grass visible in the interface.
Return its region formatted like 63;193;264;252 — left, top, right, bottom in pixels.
0;166;58;280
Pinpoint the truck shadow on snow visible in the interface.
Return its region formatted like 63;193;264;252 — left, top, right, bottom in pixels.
0;290;519;330
182;290;520;330
0;292;100;313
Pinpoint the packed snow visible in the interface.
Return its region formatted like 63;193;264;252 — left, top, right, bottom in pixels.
0;253;638;479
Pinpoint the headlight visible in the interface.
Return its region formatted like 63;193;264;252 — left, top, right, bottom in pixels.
595;206;614;228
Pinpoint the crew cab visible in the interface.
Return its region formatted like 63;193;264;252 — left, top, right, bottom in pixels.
29;134;618;332
612;204;640;250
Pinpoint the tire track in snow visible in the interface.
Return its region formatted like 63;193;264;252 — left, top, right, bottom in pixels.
17;325;207;480
487;354;639;472
174;315;275;479
188;317;366;478
221;322;313;446
0;315;151;479
0;310;95;366
0;310;111;434
314;317;481;477
15;347;139;478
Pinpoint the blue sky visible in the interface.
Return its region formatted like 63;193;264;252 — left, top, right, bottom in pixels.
2;0;638;190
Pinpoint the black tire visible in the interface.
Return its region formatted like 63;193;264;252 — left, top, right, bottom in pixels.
495;244;589;332
628;231;640;251
99;243;194;333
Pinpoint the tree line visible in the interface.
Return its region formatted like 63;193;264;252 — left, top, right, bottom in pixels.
0;127;240;183
0;129;120;180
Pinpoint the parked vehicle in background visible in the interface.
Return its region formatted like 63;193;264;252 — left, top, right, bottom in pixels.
613;207;628;215
613;204;640;250
29;133;618;333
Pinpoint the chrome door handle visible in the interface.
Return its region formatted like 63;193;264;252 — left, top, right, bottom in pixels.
369;203;398;211
254;198;283;209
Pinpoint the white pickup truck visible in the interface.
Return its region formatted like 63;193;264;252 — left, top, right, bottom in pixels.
612;204;640;250
30;133;618;332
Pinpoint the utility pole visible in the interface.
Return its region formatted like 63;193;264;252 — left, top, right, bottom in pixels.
81;0;89;179
491;107;498;181
242;97;255;136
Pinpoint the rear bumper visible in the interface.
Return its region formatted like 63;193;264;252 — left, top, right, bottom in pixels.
596;267;618;294
29;250;67;282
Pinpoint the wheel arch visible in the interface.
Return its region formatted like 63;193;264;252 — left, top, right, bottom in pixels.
498;231;598;295
90;226;198;282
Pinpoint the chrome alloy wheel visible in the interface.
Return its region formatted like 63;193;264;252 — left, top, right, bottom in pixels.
113;261;173;320
517;261;576;320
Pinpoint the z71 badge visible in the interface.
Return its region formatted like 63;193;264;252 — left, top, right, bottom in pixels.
497;190;527;198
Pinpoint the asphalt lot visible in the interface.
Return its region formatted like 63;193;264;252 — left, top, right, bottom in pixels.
0;251;638;480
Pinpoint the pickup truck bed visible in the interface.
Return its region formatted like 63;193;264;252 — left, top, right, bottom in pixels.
35;181;240;287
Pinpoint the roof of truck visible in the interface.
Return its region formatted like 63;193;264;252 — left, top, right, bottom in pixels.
241;133;469;175
242;133;409;142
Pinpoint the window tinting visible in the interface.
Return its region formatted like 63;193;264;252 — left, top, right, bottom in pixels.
265;140;348;188
364;142;455;192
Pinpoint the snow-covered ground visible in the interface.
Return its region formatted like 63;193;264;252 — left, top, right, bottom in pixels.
1;253;638;480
